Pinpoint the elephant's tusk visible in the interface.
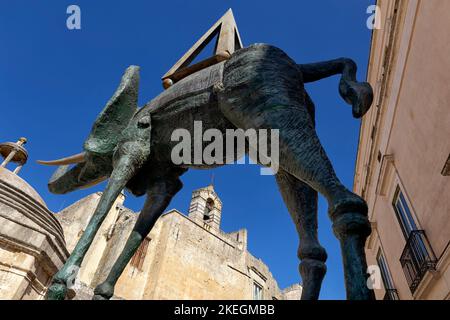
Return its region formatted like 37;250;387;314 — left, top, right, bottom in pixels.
37;152;86;166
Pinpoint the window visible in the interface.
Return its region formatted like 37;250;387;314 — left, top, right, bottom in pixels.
377;250;394;290
377;250;399;300
130;237;150;271
203;198;214;222
400;230;437;293
392;187;417;239
253;282;263;300
393;186;437;293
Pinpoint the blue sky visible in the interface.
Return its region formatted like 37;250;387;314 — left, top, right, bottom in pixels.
0;0;374;299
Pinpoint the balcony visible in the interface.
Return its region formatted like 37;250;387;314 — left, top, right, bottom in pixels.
400;230;437;293
383;289;400;300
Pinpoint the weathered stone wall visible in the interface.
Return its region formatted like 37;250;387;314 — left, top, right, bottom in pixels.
143;211;252;299
91;206;137;288
282;284;303;300
111;209;295;300
58;186;300;300
56;192;128;287
0;167;69;299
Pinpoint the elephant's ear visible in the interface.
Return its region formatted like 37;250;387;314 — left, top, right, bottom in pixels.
84;65;140;156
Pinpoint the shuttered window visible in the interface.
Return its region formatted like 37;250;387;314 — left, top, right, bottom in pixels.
130;237;151;271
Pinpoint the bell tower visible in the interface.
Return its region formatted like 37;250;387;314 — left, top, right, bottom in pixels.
188;185;222;231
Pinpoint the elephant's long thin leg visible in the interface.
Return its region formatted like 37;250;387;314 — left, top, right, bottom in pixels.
243;105;372;299
219;45;374;299
220;99;373;299
275;169;326;300
92;173;183;300
46;156;142;300
268;109;372;299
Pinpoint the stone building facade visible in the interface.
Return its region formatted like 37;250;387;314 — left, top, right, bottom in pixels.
0;139;69;299
0;136;300;300
57;185;301;300
354;0;450;300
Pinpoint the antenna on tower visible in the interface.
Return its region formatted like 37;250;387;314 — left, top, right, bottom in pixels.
210;173;215;187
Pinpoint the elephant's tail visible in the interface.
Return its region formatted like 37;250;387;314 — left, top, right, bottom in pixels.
297;58;373;118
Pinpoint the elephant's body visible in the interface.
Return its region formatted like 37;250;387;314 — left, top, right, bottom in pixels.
144;60;235;170
41;44;375;300
131;44;315;173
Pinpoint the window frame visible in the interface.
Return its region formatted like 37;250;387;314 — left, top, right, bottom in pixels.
392;186;419;240
252;281;263;300
376;249;395;291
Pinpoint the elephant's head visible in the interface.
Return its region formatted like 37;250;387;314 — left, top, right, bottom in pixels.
38;65;151;195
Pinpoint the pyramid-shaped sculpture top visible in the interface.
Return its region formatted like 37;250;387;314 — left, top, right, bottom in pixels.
162;9;243;89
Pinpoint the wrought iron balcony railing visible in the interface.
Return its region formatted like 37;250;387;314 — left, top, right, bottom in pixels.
400;230;437;293
383;288;400;300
